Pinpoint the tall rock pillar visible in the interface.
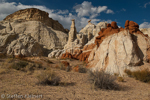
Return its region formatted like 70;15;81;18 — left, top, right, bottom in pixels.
68;19;77;42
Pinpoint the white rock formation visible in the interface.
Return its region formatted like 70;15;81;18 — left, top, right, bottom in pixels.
0;20;68;50
48;20;107;58
88;30;150;76
79;20;107;36
140;28;150;37
0;32;43;57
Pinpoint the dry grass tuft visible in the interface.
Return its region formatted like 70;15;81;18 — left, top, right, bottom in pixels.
117;77;124;82
78;65;87;73
36;69;60;86
88;70;119;90
9;60;28;71
124;69;150;83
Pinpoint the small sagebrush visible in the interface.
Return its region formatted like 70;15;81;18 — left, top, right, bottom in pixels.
117;77;124;82
9;61;28;70
60;63;66;70
37;70;60;86
78;66;87;73
66;66;71;72
124;69;150;83
88;70;119;90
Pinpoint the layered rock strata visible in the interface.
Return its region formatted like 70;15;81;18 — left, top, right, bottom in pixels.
0;8;68;51
4;8;68;33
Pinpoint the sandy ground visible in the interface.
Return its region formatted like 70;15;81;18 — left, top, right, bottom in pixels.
0;57;150;100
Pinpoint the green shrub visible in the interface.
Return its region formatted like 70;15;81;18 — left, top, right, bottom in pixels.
125;69;150;83
37;70;60;86
40;58;53;64
78;66;87;73
88;70;119;90
117;77;124;82
60;63;66;70
10;61;28;70
124;69;132;77
66;66;71;72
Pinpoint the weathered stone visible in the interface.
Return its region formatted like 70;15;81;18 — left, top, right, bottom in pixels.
6;22;12;32
7;34;43;57
68;19;77;42
140;28;150;37
61;61;70;67
4;8;67;33
48;50;59;58
87;21;150;76
88;30;142;76
0;21;68;50
49;20;107;62
95;21;121;47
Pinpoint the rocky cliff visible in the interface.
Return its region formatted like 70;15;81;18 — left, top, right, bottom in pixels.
87;20;150;76
0;33;43;58
0;8;68;57
48;19;107;62
140;28;150;37
4;8;67;33
49;20;150;76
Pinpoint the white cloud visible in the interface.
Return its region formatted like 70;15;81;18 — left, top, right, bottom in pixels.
73;1;113;18
0;1;113;32
0;0;6;2
144;2;150;8
139;22;150;28
106;9;114;14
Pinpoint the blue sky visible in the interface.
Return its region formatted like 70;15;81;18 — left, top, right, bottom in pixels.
0;0;150;31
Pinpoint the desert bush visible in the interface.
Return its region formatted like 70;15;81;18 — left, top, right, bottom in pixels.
117;77;124;82
124;69;132;77
0;53;6;58
114;73;119;76
25;63;35;71
40;58;53;64
60;63;66;70
78;66;87;73
66;66;71;72
55;64;59;69
88;70;119;90
0;68;8;74
37;70;60;86
5;58;14;63
124;69;150;83
9;61;28;70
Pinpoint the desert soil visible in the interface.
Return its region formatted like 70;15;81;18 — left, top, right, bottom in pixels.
0;57;150;100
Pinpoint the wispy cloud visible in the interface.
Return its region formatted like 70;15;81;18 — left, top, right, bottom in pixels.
117;8;126;13
144;2;150;8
